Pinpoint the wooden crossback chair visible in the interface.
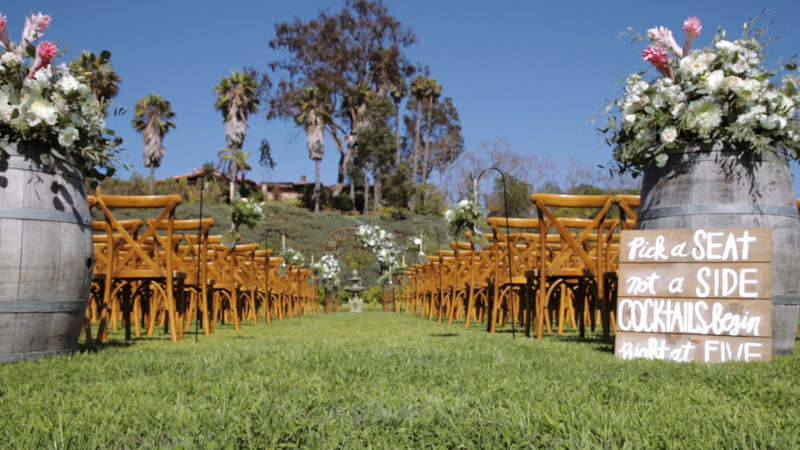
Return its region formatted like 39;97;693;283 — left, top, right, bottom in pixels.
253;249;274;323
89;194;184;342
528;194;617;340
449;240;475;325
463;231;495;329
86;219;143;342
435;250;457;323
600;195;639;340
148;218;215;336
485;217;544;334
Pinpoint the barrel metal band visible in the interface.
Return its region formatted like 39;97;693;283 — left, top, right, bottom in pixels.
0;348;75;363
0;300;87;313
639;204;800;220
0;207;91;226
668;152;789;165
773;294;800;305
2;157;82;177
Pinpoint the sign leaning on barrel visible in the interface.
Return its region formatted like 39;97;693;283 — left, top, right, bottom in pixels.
615;228;772;363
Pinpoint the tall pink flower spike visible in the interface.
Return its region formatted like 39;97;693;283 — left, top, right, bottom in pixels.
20;12;50;49
647;26;683;58
0;14;10;52
27;40;56;79
642;45;674;80
683;16;702;57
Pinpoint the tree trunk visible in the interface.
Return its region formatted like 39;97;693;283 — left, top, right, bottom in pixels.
394;106;402;167
373;164;382;211
314;159;321;213
350;177;356;209
229;147;238;201
330;132;350;197
412;101;422;183
148;165;155;195
422;96;434;186
362;167;369;215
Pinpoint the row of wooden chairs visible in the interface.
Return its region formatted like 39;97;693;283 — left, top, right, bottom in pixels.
84;194;318;343
399;194;640;341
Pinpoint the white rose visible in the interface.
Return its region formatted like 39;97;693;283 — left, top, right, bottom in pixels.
660;127;678;144
58;126;79;148
27;99;58;127
706;70;725;92
671;103;687;118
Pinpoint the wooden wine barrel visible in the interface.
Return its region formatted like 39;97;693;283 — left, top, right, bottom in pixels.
638;143;800;355
0;146;93;362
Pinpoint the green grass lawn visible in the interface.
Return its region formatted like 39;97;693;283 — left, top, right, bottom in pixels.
1;311;799;448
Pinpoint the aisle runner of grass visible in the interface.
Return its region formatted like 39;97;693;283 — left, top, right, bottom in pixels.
1;313;799;448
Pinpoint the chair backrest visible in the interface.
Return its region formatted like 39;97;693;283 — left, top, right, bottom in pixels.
487;217;544;280
529;194;616;278
89;195;183;277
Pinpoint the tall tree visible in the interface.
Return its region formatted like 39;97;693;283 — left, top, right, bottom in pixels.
132;94;175;194
409;75;428;182
70;50;121;107
421;77;442;186
390;78;406;165
214;69;268;201
217;148;253;192
268;0;415;197
294;86;331;212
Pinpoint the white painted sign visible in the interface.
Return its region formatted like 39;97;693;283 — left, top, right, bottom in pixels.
615;228;772;363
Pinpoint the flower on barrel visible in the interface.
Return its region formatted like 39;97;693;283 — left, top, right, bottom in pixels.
602;15;800;174
0;11;121;179
311;254;340;291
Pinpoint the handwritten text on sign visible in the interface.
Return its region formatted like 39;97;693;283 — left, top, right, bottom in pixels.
615;228;772;363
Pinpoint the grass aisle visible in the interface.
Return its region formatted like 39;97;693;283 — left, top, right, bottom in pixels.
1;312;799;448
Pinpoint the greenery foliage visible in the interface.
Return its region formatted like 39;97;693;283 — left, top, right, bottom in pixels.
1;314;798;448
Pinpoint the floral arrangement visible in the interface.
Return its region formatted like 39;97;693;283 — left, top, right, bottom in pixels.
404;236;422;254
603;15;800;174
443;195;485;239
228;195;265;231
278;246;305;267
354;224;404;283
311;254;340;291
0;11;121;179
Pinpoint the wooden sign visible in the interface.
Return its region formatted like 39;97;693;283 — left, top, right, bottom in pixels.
615;228;772;363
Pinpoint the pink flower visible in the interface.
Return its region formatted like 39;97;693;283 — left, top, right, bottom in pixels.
642;45;674;80
26;40;56;79
647;26;683;58
20;12;50;48
0;14;10;52
683;16;702;55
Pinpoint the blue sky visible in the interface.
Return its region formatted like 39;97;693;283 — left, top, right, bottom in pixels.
6;1;800;191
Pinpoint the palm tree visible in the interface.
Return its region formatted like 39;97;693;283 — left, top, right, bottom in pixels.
410;75;428;183
132;94;176;194
421;78;442;185
294;86;331;212
390;79;406;166
214;70;263;201
217;148;253;191
70;50;121;107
